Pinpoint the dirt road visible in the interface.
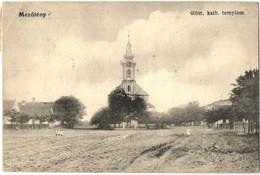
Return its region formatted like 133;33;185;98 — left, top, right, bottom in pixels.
3;127;259;173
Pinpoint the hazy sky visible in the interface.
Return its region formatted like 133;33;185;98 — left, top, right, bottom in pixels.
3;2;258;120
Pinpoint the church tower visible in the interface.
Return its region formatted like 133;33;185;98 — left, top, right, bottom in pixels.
120;33;149;100
121;33;136;95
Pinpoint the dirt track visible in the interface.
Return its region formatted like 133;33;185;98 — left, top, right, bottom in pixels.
3;127;259;173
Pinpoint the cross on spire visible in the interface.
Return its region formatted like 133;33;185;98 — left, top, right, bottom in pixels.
128;31;130;43
124;32;134;59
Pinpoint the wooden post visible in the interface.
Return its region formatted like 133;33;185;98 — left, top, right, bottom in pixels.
248;120;250;134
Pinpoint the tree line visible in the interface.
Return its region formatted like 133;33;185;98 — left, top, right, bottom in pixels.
91;69;259;133
3;96;86;129
4;68;258;132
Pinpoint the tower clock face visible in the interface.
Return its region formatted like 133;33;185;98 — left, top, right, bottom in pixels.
127;62;131;67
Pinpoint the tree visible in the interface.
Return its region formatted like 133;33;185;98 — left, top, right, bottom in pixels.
4;109;30;129
183;102;205;125
230;69;259;133
90;107;112;128
54;96;86;128
108;88;132;125
18;114;30;125
167;102;206;126
108;88;148;126
136;111;151;125
144;111;168;129
129;96;147;121
4;109;20;128
167;107;181;125
205;107;235;128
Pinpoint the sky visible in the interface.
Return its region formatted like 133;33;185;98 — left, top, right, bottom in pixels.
2;2;258;120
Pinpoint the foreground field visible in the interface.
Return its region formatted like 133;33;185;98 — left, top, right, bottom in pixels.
3;127;259;173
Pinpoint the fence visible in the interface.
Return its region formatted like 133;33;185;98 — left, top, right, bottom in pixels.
219;123;231;130
216;122;250;133
3;124;49;130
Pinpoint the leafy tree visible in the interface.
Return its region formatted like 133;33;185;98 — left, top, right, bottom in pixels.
4;109;20;128
18;114;30;125
205;107;235;124
108;88;132;125
129;96;147;121
146;111;168;128
168;107;185;125
137;111;151;124
54;96;86;128
183;102;205;125
4;109;30;129
108;88;148;126
167;102;206;126
90;107;111;127
230;69;259;133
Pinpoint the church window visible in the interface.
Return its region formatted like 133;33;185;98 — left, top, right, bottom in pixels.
127;69;131;78
128;85;131;92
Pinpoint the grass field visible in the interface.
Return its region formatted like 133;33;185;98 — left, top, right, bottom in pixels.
3;127;259;173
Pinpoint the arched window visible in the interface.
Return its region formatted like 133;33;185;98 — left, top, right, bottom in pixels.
128;85;131;92
127;69;131;78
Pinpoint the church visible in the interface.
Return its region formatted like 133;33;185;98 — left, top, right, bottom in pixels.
117;34;154;110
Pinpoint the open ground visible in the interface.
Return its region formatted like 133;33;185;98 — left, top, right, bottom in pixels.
3;127;259;173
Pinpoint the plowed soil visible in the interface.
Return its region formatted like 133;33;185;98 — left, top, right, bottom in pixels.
3;127;259;173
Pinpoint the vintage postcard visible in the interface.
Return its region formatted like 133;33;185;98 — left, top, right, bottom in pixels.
1;2;259;173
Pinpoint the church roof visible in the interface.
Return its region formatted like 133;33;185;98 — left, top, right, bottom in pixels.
133;83;149;96
147;103;155;108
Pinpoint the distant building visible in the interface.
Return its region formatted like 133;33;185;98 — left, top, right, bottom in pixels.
204;99;232;111
3;98;58;128
18;99;54;126
204;99;232;126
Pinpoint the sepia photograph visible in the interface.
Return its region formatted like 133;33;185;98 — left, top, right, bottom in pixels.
1;2;259;173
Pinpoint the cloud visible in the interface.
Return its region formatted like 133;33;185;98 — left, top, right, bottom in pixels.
138;33;256;112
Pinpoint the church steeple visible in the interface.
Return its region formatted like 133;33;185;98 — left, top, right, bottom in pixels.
121;32;136;82
124;32;134;59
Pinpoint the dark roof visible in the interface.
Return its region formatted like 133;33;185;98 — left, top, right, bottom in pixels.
134;83;149;96
3;99;16;111
18;102;54;117
204;99;232;110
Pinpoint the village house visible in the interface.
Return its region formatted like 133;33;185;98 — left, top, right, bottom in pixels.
203;99;248;131
204;99;232;111
3;98;59;129
203;99;232;128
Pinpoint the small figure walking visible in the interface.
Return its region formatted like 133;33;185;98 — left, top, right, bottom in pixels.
186;129;191;136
